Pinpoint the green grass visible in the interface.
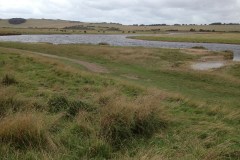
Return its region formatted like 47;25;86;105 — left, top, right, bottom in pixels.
0;42;238;106
129;33;240;44
0;42;239;159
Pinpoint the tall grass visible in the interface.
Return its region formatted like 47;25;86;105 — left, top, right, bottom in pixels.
0;112;57;150
98;89;168;148
0;89;24;117
1;74;18;86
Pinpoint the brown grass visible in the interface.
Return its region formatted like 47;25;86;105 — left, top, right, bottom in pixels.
0;112;57;150
98;88;168;147
1;74;18;86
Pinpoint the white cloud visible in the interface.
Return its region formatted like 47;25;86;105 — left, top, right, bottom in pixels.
0;0;239;24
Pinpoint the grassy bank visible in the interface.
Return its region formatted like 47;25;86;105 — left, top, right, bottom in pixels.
129;33;240;44
0;42;239;159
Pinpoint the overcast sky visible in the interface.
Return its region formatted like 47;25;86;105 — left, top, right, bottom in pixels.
0;0;240;24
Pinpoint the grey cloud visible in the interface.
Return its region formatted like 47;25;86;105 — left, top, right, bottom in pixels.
0;0;239;24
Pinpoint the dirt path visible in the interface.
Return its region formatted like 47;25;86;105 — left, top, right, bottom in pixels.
0;47;109;73
32;52;109;73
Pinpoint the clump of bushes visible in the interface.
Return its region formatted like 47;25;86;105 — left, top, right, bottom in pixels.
8;18;26;25
199;29;215;32
107;27;120;31
166;29;179;32
1;74;18;86
223;50;234;60
190;28;196;32
98;42;110;46
192;46;207;49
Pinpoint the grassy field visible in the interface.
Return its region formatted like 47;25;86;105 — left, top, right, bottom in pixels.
129;33;240;44
0;42;239;159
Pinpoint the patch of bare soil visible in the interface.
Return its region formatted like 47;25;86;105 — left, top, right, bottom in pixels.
38;53;109;73
181;48;210;55
200;55;225;61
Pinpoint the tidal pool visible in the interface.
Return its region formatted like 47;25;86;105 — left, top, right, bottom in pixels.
191;62;225;70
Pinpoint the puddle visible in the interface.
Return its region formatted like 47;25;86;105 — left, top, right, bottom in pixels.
233;53;240;61
191;62;225;70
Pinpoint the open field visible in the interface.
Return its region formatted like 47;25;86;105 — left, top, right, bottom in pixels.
129;33;240;44
1;19;240;35
0;42;239;159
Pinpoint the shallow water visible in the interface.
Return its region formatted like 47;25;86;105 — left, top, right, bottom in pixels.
0;34;240;61
191;62;225;70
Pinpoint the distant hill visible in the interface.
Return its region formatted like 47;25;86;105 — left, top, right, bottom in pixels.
0;18;240;32
0;18;84;28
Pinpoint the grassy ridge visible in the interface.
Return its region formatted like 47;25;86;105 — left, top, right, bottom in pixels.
129;33;240;44
0;43;239;159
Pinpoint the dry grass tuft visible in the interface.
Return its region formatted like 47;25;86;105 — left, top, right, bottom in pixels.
99;92;168;147
0;89;24;117
75;111;96;137
0;112;57;150
122;148;166;160
1;74;18;86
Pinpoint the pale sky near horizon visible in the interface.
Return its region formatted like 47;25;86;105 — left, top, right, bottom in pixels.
0;0;240;24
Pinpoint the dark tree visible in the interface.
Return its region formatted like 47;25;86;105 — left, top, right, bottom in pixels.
190;28;196;32
210;22;222;25
8;18;26;25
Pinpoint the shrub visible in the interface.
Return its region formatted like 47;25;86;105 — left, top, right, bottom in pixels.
8;18;26;25
107;27;120;31
191;46;207;49
190;28;196;32
1;74;18;86
98;42;110;46
223;50;234;60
